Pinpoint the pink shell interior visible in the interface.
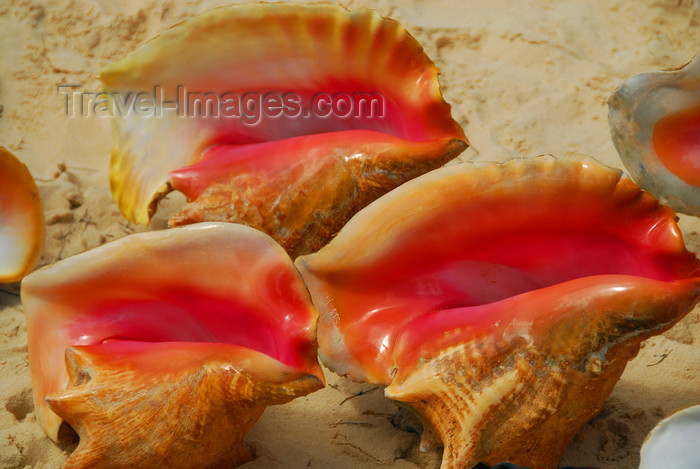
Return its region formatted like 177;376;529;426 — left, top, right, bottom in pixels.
22;223;321;440
52;267;314;369
297;157;700;383
103;4;466;224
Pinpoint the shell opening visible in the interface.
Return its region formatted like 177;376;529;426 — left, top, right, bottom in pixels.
103;3;467;248
22;223;322;441
297;156;700;384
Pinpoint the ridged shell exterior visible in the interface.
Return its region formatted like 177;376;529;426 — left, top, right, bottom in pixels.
385;276;700;468
0;147;43;282
167;132;465;257
21;223;323;467
296;156;700;468
102;3;466;256
48;343;321;468
609;54;700;215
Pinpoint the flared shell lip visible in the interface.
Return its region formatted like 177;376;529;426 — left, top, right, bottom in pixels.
100;3;447;101
100;2;467;225
57;340;326;390
0;146;44;283
298;154;689;270
296;155;700;384
22;222;324;441
21;222;322;379
386;274;700;389
608;53;700;215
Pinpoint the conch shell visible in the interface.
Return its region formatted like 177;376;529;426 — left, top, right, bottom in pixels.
102;3;467;257
22;223;323;468
0;147;43;282
609;53;700;216
296;156;700;468
640;405;700;469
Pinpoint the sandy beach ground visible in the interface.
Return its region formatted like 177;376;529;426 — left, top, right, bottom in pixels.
1;0;699;467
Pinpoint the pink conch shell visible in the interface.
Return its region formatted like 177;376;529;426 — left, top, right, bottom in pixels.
609;53;700;215
0;147;43;282
101;3;467;257
22;222;323;468
296;156;700;468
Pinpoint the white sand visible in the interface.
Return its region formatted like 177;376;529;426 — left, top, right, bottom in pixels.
1;0;699;467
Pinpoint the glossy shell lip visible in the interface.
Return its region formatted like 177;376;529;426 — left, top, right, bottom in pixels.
102;3;466;256
0;146;43;283
608;53;700;215
640;405;700;469
297;155;700;384
295;155;700;468
21;222;323;443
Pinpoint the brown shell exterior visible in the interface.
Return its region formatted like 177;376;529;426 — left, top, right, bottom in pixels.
386;279;700;468
169;139;466;258
48;346;322;469
104;3;467;230
394;337;629;469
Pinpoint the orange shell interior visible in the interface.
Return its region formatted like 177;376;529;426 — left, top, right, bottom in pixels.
0;147;43;283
